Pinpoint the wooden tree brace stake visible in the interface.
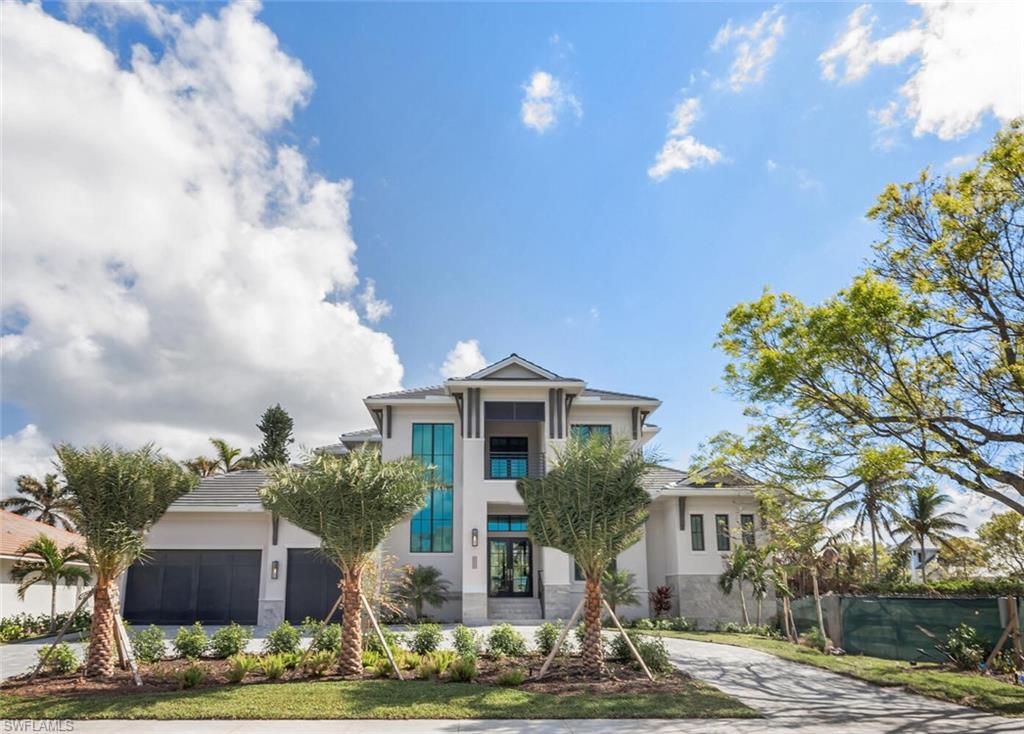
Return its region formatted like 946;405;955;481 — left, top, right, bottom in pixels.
537;596;586;680
112;603;143;686
361;591;402;680
297;589;344;670
603;599;654;681
29;586;95;682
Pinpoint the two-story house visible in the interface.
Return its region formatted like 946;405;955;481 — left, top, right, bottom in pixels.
122;354;767;629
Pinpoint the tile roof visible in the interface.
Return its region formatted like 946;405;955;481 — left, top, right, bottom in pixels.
340;428;382;440
642;466;689;495
581;387;660;402
171;470;267;508
1;510;86;556
674;466;760;489
366;385;447;400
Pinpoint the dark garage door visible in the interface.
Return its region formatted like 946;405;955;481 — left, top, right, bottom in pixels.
123;550;261;625
285;549;343;624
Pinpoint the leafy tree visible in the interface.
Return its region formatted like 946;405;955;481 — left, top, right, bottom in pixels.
894;486;967;583
260;447;429;676
716;121;1024;514
718;543;754;625
395;565;450;620
517;437;651;676
1;474;77;530
601;569;640;615
977;511;1024;576
255;404;294;466
936;536;988;578
56;444;196;677
9;534;91;633
209;438;256;473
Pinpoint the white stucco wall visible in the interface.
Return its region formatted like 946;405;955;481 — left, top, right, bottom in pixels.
1;558;89;620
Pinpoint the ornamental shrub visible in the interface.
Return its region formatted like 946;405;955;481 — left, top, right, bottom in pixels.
260;653;287;680
173;622;208;659
609;631;672;674
209;623;252;659
37;643;79;674
452;624;482;657
226;653;260;683
175;664;206;689
448;655;478;682
131;624;166;663
802;627;830;652
487;623;527;657
534;622;567;656
410;623;443;655
263;621;301;655
497;668;526;686
945;624;988;670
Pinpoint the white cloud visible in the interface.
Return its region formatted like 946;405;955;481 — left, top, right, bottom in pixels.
819;2;1024;140
943;153;978;171
712;5;786;91
520;70;582;133
647;97;723;180
440;340;488;379
0;1;405;479
0;425;58;499
358;279;392;323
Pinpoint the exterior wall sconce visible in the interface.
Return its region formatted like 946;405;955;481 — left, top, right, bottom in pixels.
471;528;479;547
271;560;279;580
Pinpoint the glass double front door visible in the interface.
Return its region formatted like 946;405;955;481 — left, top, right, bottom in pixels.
488;538;532;597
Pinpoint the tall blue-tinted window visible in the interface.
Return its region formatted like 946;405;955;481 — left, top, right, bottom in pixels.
571;425;612;442
410;424;454;552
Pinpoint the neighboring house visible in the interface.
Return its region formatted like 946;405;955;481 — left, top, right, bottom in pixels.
1;510;90;618
121;354;766;628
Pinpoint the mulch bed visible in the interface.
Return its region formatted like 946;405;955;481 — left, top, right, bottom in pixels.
3;653;689;699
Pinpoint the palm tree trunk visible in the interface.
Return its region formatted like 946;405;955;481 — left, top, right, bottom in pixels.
86;581;115;677
582;576;606;676
50;582;57;634
738;580;750;626
920;537;928;583
756;597;762;627
339;567;363;677
869;512;879;580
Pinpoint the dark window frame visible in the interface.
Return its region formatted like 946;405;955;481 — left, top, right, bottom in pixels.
715;514;731;552
690;514;705;551
410;423;455;553
741;514;756;548
570;424;613;442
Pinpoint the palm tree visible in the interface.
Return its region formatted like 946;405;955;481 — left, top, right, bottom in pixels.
56;444;196;677
261;446;429;676
183;456;219;477
602;569;640;615
718;543;753;625
894;485;967;583
832;477;903;581
395;565;450;620
744;546;776;626
9;534;91;633
1;474;77;530
209;438;256;473
517;436;651;676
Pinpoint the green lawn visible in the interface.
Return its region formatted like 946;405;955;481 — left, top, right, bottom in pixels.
649;630;1024;718
0;677;757;720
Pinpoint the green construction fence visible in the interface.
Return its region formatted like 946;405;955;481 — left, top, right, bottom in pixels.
790;595;1021;662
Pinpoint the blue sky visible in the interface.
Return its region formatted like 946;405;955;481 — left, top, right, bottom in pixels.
2;1;1019;527
254;1;996;458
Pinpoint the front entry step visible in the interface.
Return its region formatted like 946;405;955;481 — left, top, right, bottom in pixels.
487;597;543;621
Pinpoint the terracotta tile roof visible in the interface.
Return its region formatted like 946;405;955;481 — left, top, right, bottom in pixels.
0;510;85;556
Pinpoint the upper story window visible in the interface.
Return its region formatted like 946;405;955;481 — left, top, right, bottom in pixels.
715;514;731;552
489;436;529;479
690;514;705;551
487;515;528;532
741;514;756;548
410;423;454;553
571;424;612;442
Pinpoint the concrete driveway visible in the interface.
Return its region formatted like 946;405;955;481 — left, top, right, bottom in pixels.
2;625;1021;732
